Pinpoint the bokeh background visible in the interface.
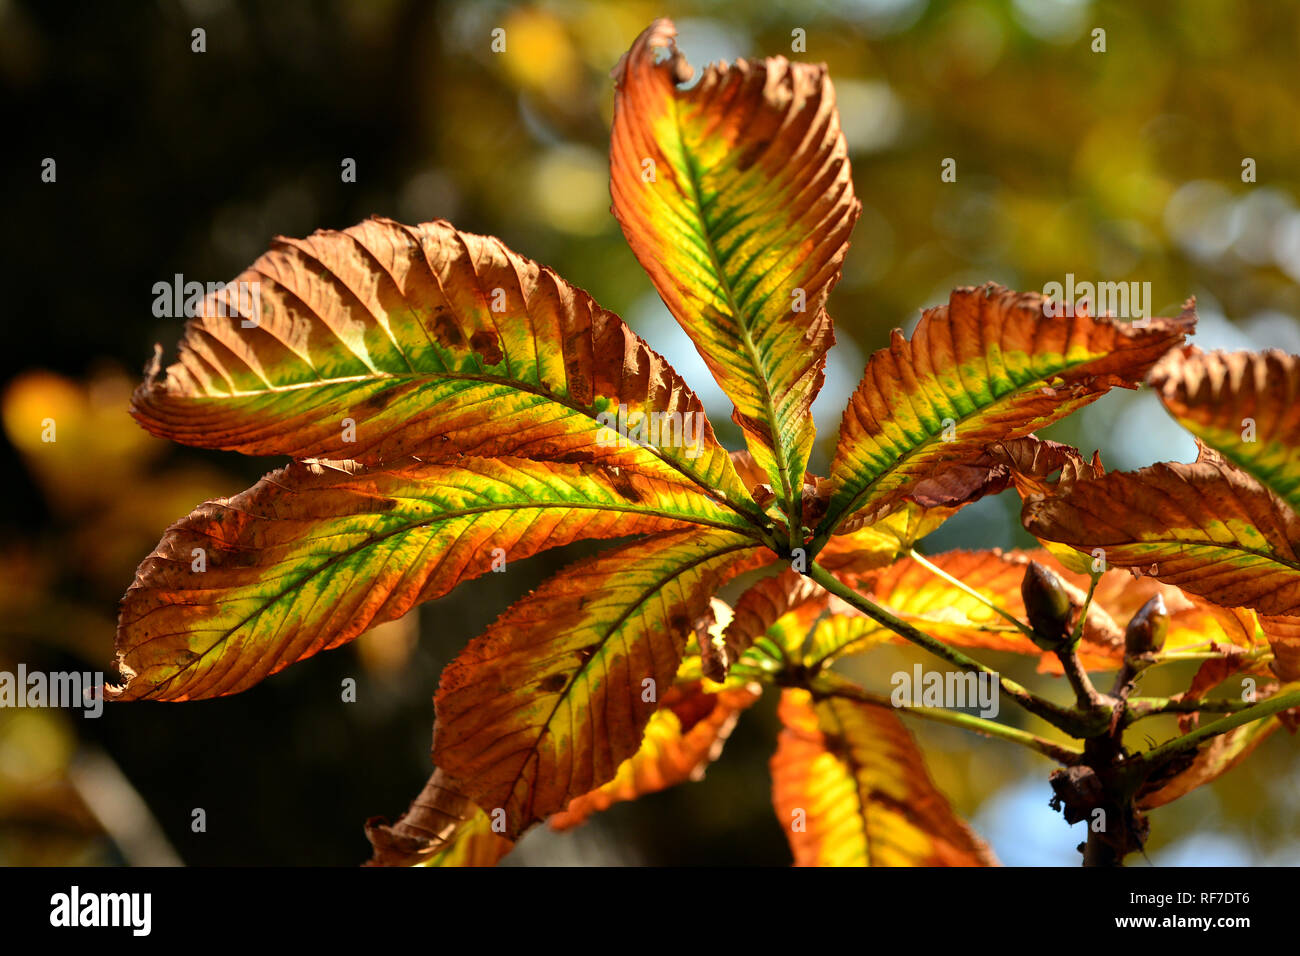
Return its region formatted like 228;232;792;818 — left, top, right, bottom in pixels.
2;0;1299;866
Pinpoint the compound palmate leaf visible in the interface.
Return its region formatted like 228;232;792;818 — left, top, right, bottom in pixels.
433;530;769;837
111;13;1294;870
817;285;1194;537
611;18;860;524
770;689;996;866
112;457;752;701
132;216;755;516
1024;448;1300;618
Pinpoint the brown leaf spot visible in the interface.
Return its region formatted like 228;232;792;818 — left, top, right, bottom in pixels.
360;388;397;412
430;307;466;349
538;673;568;694
599;464;644;503
470;330;504;366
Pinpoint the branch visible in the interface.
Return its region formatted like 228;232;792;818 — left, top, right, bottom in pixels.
1054;642;1112;727
1123;695;1255;723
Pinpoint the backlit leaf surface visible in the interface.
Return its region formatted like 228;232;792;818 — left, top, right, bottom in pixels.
113;456;746;700
770;689;997;866
611;18;859;518
820;285;1193;535
549;676;760;830
433;530;768;836
133;216;754;512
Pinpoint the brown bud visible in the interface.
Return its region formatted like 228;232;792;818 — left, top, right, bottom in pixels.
1022;560;1074;650
1125;594;1168;658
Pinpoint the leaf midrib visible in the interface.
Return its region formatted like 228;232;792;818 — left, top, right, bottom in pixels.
149;367;765;526
666;95;800;526
497;536;758;829
1064;536;1300;577
126;497;759;699
817;699;876;865
820;346;1150;537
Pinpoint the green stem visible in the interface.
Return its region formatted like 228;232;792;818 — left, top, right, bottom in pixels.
1137;688;1300;770
752;523;788;557
1150;649;1273;664
1069;574;1099;646
907;548;1036;640
810;673;1083;764
1124;695;1255;724
786;501;803;555
805;621;1021;673
808;562;1091;736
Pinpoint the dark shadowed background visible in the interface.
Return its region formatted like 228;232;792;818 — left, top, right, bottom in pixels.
2;0;1299;866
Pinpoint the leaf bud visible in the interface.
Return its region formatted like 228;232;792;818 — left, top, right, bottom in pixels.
1124;594;1168;658
1022;560;1074;650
